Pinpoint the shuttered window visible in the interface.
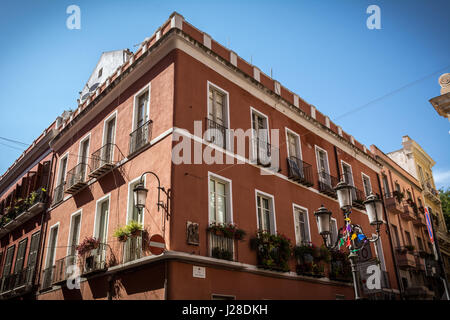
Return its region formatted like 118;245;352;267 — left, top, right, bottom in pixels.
14;238;28;274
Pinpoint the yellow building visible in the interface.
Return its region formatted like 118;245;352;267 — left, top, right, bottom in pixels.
387;136;450;288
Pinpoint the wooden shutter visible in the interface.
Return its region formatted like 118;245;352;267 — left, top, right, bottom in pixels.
2;245;15;276
14;238;28;274
27;231;41;269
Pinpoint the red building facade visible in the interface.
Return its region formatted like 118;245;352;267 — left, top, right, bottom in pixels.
0;12;401;300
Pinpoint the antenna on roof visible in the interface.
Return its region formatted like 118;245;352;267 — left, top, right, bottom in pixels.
270;68;273;78
250;55;253;64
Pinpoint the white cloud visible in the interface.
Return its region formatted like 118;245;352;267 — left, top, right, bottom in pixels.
433;169;450;189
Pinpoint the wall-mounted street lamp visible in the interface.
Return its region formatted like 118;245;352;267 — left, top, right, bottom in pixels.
314;180;383;300
133;171;170;220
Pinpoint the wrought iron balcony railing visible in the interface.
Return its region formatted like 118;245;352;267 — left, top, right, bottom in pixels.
65;163;88;194
208;231;235;261
52;183;65;205
129;120;153;156
80;243;108;276
317;171;338;198
287;156;314;187
351;187;366;209
89;143;116;179
205;117;227;149
122;235;143;264
53;255;77;285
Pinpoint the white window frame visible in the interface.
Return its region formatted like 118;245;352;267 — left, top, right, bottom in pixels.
374;234;387;271
340;160;355;186
206;81;231;150
66;210;82;256
208;172;233;225
93;194;111;242
131;82;151;132
77;133;91;181
255;189;277;234
102;110;118;157
292;203;311;245
250;106;270;163
56;152;69;185
126;176;146;225
361;173;372;197
44;222;60;268
285;127;302;160
314;145;331;176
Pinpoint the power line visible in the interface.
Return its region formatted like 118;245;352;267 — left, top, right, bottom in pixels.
0;141;25;152
0;136;29;147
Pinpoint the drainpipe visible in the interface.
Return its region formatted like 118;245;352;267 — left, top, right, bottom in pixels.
33;151;57;297
376;172;405;300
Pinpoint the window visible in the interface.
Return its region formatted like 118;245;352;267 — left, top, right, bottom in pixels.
293;206;310;245
57;154;68;187
207;83;229;149
362;173;372;197
134;88;149;130
209;175;232;224
315;146;331;186
286;129;301;160
342;161;356;200
392;225;400;247
78;136;90;181
128;178;145;224
98;68;103;78
417;237;424;251
418;165;424;183
13;238;28;275
251;108;270;165
2;245;16;278
26;231;40;282
68;212;81;258
374;236;386;271
103;114;116;163
46;225;59;269
406;190;412;201
256;191;276;234
405;231;412;246
382;174;390;196
95;196;110;244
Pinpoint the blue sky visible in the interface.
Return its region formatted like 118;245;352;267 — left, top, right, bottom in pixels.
0;0;449;188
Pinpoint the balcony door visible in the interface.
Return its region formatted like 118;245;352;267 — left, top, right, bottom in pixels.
43;225;58;288
68;213;81;265
104;116;116;163
316;147;331;187
342;162;356;200
125;180;144;263
26;231;40;284
382;174;390;197
136;91;149;129
79;138;90;182
94;198;109;268
251;109;270;165
207;85;228;149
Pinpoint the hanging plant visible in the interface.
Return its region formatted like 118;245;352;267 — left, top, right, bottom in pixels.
76;237;100;256
113;227;129;242
126;220;143;237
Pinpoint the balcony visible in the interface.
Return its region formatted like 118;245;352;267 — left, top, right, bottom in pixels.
65;163;88;195
0;265;35;298
396;247;416;269
286;156;314;187
317;171;338;199
129;120;152;156
423;183;440;204
351;187;366;210
52;183;65;206
400;205;415;221
80;243;107;276
0;189;47;238
415;254;425;272
122;235;143;264
89;143;116;180
413;212;427;227
208;232;235;261
404;286;435;300
383;193;404;215
52;255;77;285
205;117;227;149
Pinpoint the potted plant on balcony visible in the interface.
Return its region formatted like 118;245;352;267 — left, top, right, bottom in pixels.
207;222;246;241
250;231;292;272
113;226;129;242
393;190;404;204
126;220;143;238
76;237;100;256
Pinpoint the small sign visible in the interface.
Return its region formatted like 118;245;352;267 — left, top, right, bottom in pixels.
424;207;434;244
149;234;165;255
193;266;206;279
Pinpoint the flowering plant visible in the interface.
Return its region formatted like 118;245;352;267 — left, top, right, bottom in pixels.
207;222;246;240
250;230;292;272
76;237;100;256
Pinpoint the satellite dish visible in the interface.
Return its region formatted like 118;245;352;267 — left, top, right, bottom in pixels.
89;82;99;92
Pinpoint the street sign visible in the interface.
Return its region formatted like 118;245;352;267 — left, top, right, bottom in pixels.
149;234;165;255
424;207;434;244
